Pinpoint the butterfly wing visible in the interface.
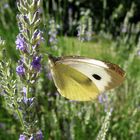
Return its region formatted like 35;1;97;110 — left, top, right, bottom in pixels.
49;62;100;101
48;55;125;101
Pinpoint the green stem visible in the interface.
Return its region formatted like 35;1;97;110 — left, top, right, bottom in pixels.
13;98;26;132
8;89;26;132
26;82;30;98
16;107;25;130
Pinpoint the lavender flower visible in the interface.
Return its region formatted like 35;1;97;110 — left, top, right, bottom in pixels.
29;136;34;140
19;134;28;140
36;130;43;140
16;35;27;52
22;87;27;95
98;93;108;104
23;97;34;105
31;56;41;71
28;131;43;140
16;65;25;76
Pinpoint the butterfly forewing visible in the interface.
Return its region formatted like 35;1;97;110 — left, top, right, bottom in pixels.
50;62;100;101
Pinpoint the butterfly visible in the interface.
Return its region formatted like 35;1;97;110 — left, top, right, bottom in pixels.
48;55;125;101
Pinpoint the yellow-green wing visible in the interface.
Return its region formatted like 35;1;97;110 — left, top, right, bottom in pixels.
51;63;100;101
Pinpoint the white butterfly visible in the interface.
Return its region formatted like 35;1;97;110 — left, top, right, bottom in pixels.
48;55;125;101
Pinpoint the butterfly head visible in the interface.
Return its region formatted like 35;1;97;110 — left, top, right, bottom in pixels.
48;54;57;67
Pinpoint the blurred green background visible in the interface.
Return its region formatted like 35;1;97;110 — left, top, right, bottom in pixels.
0;0;140;140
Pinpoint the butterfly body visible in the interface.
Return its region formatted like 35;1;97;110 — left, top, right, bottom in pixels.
48;55;125;101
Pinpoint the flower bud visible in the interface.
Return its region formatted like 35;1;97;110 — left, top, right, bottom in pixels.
17;1;27;13
23;15;30;25
31;11;40;26
16;65;25;76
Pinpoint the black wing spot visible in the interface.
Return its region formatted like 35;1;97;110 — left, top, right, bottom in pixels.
92;74;101;80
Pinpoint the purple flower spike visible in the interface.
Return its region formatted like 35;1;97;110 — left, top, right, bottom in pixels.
16;35;27;52
31;56;41;72
36;130;43;140
19;134;27;140
16;65;25;76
